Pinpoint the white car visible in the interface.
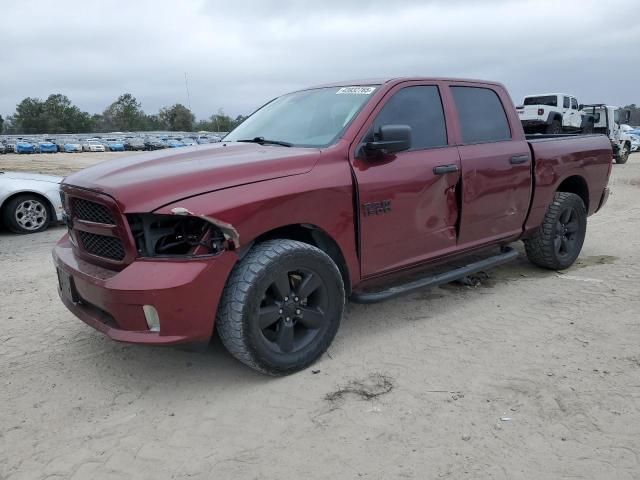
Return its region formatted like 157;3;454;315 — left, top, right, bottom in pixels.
82;140;106;152
0;171;63;234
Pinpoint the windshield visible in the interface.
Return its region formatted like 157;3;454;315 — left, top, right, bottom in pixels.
224;86;378;147
523;95;557;107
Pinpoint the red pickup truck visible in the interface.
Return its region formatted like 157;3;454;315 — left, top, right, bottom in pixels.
53;78;613;375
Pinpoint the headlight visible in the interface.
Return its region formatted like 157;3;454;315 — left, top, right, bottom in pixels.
127;213;228;258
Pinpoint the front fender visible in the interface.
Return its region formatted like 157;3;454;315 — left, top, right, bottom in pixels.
152;159;360;287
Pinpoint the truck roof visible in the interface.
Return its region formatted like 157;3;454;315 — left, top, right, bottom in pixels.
302;77;505;91
524;93;573;98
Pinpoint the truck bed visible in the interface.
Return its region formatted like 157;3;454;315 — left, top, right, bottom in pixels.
523;133;612;235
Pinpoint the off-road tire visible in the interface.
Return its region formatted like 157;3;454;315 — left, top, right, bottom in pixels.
545;120;562;134
216;239;345;375
616;144;630;164
524;192;587;270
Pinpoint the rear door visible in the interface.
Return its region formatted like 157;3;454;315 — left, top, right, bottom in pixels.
569;97;581;128
351;83;461;276
448;84;532;247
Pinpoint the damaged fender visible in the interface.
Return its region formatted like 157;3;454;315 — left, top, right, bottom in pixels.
171;207;240;249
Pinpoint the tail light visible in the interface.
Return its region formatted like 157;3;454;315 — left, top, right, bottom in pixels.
538;108;545;116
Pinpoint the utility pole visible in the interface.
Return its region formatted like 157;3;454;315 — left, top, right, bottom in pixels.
184;72;192;111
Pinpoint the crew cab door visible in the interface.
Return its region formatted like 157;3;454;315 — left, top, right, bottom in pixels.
448;84;532;247
351;83;461;277
569;97;581;128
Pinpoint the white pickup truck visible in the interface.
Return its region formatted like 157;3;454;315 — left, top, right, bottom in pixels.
517;93;595;134
581;104;633;164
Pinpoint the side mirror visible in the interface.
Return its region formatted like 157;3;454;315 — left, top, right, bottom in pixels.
578;104;584;110
365;124;411;154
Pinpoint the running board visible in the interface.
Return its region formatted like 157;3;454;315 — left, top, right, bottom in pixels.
351;247;518;304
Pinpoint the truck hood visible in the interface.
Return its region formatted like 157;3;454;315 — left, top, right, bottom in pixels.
62;142;321;212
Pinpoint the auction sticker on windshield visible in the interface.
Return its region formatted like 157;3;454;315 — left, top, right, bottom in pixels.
336;86;376;95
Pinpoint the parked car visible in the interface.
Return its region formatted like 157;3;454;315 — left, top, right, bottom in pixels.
628;132;640;152
15;140;36;154
37;141;58;154
105;138;125;151
82;140;106;152
0;143;5;154
144;138;165;150
124;137;146;151
63;140;83;153
0;171;63;233
516;93;595;134
180;137;197;146
2;140;16;153
165;139;185;148
54;77;613;375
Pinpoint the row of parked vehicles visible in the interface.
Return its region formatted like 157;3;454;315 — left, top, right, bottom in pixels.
516;92;639;164
0;134;223;155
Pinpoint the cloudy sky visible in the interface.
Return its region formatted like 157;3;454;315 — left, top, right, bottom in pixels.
1;0;639;120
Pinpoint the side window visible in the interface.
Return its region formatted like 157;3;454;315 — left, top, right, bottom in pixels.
372;86;447;150
571;98;578;110
451;86;511;144
563;96;570;109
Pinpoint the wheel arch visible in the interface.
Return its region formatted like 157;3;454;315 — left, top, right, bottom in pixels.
251;223;352;295
556;175;589;211
547;111;563;124
0;190;56;225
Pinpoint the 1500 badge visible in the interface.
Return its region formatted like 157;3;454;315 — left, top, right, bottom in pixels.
363;200;392;216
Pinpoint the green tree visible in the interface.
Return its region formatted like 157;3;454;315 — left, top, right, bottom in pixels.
209;109;234;132
233;114;248;128
159;104;195;131
104;93;145;131
42;94;73;133
13;97;46;133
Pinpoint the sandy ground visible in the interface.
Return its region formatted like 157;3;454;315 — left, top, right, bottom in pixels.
0;151;143;176
1;152;640;479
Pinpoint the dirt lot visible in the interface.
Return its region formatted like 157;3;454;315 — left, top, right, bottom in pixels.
1;152;640;479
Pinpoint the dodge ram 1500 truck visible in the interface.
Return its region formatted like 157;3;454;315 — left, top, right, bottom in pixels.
53;78;613;375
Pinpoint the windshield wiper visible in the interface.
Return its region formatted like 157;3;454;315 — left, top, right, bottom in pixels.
236;137;293;147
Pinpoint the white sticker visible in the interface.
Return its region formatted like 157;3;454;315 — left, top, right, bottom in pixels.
336;86;376;95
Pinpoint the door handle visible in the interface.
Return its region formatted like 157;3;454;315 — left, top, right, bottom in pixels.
433;164;459;175
510;154;530;165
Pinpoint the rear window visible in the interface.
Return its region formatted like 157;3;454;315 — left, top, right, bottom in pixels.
451;87;511;144
523;95;557;107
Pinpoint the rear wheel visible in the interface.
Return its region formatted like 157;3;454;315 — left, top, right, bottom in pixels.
524;192;586;270
546;120;562;134
2;194;51;234
616;144;630;164
216;239;345;375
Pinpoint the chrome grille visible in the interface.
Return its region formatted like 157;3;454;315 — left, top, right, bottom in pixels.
73;198;115;224
78;231;125;261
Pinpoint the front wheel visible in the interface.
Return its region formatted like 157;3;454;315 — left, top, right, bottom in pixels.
524;192;587;270
2;194;51;234
616;144;630;164
216;239;345;375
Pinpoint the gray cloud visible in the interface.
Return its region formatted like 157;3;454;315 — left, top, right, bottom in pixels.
1;0;638;119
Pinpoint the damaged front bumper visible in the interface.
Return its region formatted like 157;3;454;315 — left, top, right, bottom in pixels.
53;233;238;345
